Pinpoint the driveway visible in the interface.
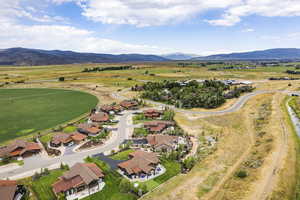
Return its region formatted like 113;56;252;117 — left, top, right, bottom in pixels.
93;153;125;170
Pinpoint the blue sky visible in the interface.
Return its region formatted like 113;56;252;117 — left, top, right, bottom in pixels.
1;0;300;55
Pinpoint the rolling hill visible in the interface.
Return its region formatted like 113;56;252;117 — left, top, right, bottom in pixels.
0;48;168;66
192;48;300;61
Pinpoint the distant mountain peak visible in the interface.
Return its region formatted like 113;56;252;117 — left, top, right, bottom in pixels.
161;52;200;60
0;47;168;66
192;48;300;61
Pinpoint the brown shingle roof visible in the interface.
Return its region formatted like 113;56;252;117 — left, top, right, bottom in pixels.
147;134;178;148
118;150;159;175
70;133;87;142
52;163;104;194
0;140;41;158
90;112;109;122
0;180;17;200
120;100;138;109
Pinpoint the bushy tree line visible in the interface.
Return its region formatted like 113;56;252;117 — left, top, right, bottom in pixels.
224;86;255;99
286;70;300;75
82;65;133;72
141;80;230;109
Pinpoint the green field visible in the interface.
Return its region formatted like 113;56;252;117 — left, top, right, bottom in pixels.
0;88;98;143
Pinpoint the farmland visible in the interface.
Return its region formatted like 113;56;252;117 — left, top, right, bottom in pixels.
0;88;98;143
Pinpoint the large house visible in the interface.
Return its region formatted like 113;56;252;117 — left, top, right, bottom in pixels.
0;180;27;200
120;100;138;110
90;112;110;123
143;109;162;119
50;133;87;148
146;134;180;152
77;123;102;137
0;140;41;159
52;163;105;200
118;150;162;181
144;121;175;133
100;105;122;114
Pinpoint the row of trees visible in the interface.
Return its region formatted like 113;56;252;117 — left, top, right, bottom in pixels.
141;80;230;109
224;86;255;99
82;65;133;72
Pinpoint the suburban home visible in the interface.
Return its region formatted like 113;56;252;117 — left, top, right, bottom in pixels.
143;109;162;119
118;150;163;181
50;133;87;148
77;123;102;137
146;134;180;152
120;100;138;110
100;104;122;114
0;140;41;159
90;112;110;123
144;121;175;133
52;163;105;200
0;180;27;200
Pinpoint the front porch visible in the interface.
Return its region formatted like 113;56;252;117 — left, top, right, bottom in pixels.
65;181;105;200
118;164;166;182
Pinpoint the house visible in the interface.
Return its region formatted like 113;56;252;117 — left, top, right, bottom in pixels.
77;123;102;136
118;150;162;181
52;163;105;200
90;112;110;123
0;180;27;200
100;105;122;114
50;133;87;148
143;109;162;119
146;134;180;152
120;100;138;110
0;140;41;159
144;121;175;133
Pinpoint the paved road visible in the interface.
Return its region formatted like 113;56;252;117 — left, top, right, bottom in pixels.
0;111;134;180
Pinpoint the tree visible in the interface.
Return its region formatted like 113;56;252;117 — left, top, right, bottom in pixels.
119;179;132;193
236;170;248;178
58;77;65;82
182;156;196;171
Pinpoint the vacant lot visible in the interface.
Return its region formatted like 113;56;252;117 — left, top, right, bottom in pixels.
0;88;98;143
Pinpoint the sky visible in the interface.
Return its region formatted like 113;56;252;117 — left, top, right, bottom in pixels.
1;0;300;55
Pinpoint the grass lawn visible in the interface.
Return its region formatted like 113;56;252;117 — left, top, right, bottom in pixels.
143;159;181;191
110;149;135;160
63;125;77;133
29;169;66;200
0;88;98;143
85;157;138;200
0;159;23;166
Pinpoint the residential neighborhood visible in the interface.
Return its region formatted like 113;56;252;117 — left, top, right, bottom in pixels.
0;98;196;200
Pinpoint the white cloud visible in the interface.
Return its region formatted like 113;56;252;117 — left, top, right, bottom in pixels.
73;0;241;27
207;0;300;26
0;0;68;24
0;22;173;54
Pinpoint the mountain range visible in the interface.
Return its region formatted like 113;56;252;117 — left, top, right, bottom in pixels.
1;48;300;66
0;48;168;66
161;53;200;60
192;48;300;61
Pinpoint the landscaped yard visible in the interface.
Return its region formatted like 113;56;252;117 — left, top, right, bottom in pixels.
85;157;138;200
142;159;181;191
110;149;135;160
0;88;98;144
27;169;66;200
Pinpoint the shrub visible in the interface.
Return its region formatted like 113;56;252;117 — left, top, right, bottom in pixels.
236;170;248;178
119;179;132;193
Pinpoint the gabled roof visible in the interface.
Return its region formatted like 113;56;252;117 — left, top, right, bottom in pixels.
52;163;104;194
90;112;109;122
147;134;178;148
0;140;41;157
118;150;159;175
0;180;17;200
